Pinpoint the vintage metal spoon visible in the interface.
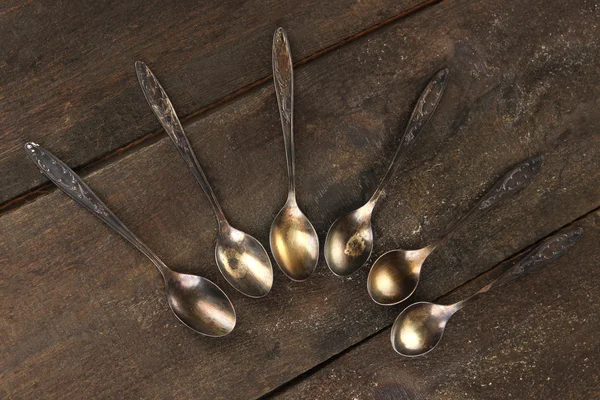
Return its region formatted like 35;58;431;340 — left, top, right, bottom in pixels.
24;142;236;337
136;61;273;298
391;226;583;357
269;28;319;281
324;68;449;277
368;156;543;306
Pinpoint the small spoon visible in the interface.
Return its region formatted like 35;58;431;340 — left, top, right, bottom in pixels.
136;61;273;298
368;156;543;305
269;27;319;281
391;226;583;356
324;68;449;276
24;142;236;337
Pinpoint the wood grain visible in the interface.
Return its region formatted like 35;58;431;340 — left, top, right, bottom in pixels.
0;0;427;205
272;214;600;400
1;0;598;398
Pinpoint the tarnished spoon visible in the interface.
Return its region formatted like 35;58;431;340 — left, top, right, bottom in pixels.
391;226;583;356
136;61;273;298
324;68;449;277
368;157;543;305
269;27;319;281
24;142;236;337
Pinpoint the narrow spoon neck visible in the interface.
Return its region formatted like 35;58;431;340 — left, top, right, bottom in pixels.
453;289;486;312
286;189;297;206
211;204;229;230
434;209;477;248
362;197;377;215
218;218;232;235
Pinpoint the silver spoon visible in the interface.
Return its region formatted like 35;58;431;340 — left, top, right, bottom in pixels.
368;156;543;306
24;142;236;337
269;28;319;281
324;68;449;277
391;226;583;356
136;61;273;298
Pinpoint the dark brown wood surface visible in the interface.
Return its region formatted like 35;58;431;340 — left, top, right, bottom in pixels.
272;215;600;400
1;0;598;398
0;0;428;206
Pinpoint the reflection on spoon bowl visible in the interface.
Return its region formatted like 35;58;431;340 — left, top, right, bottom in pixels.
391;302;453;356
216;225;273;298
165;270;236;337
270;200;319;281
367;248;431;305
324;204;374;277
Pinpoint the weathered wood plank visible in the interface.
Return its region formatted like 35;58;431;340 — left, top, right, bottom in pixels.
0;0;428;205
1;0;599;398
272;214;600;400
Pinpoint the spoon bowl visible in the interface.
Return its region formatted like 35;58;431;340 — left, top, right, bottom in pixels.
165;270;236;336
216;225;273;297
270;199;319;281
367;248;430;305
391;302;453;356
324;204;374;276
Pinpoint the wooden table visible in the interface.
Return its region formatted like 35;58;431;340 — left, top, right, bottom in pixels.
1;0;598;398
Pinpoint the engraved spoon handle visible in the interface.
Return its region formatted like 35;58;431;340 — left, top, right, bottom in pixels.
273;27;296;199
135;61;228;228
455;227;583;310
368;68;450;206
431;156;544;248
24;142;170;275
487;226;583;291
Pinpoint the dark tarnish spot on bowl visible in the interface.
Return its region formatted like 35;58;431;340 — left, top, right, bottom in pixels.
344;232;367;257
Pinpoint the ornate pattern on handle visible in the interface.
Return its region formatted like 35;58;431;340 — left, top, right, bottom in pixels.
25;142;110;217
488;227;583;290
272;27;296;196
367;68;449;205
25;142;170;274
273;27;293;127
478;156;544;211
431;156;544;248
135;61;191;159
403;68;449;146
510;227;583;276
136;61;227;226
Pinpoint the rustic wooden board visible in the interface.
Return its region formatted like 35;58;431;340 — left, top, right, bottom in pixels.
272;214;600;400
0;0;429;205
1;0;599;398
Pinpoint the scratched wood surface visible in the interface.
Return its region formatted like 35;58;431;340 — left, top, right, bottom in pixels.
0;0;428;205
273;215;600;400
1;0;599;398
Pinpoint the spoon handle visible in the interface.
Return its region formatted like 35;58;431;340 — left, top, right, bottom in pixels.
485;227;583;291
272;27;296;198
368;68;449;205
433;156;543;247
24;142;170;275
135;61;228;227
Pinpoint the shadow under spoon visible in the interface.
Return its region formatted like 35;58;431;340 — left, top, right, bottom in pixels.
367;156;544;306
391;226;583;357
136;61;273;298
324;68;449;277
269;27;319;282
24;142;236;337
